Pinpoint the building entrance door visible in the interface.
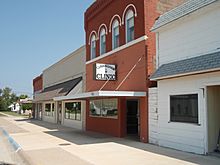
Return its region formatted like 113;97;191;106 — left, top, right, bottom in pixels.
207;86;220;153
57;102;62;124
126;100;139;136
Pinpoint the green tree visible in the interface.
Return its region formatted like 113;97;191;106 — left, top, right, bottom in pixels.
22;103;32;110
0;87;18;111
11;93;18;103
19;94;28;99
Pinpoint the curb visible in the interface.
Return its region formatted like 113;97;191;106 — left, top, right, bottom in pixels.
0;128;35;165
1;128;21;152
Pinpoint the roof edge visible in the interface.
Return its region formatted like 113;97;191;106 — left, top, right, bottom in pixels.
151;0;217;31
151;68;220;81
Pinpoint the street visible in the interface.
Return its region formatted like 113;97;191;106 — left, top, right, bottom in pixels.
0;113;220;165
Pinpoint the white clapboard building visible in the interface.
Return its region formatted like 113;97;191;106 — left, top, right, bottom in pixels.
149;0;220;154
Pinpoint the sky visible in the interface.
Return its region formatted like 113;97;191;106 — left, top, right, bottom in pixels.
0;0;94;97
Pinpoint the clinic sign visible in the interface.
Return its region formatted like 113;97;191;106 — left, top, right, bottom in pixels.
94;63;117;81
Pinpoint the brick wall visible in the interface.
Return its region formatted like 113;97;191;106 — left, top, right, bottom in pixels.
84;0;146;61
85;0;186;75
144;0;187;76
33;75;43;92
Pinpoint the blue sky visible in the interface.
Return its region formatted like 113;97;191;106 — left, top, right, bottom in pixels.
0;0;93;96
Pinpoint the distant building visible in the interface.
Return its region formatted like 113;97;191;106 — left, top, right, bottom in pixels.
33;74;43;120
8;103;20;112
33;46;86;130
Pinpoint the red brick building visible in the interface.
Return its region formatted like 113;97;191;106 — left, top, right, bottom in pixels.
33;75;43;93
85;0;183;142
33;74;43;120
84;0;185;142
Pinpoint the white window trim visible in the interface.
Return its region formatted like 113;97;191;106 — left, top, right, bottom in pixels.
122;4;137;25
98;24;108;39
168;91;201;126
88;31;97;45
125;9;135;43
86;35;148;65
109;14;122;33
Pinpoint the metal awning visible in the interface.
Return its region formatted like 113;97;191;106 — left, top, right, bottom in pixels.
53;90;146;101
33;77;82;102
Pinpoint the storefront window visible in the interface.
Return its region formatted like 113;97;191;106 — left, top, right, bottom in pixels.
64;102;81;121
90;98;118;119
44;103;55;117
45;103;51;116
170;94;198;123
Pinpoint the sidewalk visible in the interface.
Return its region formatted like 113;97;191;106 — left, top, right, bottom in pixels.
0;114;220;165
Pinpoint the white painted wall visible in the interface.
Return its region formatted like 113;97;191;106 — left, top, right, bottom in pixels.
156;2;220;67
149;88;159;145
43;46;86;89
156;71;220;154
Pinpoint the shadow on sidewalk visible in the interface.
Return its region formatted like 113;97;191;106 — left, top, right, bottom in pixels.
27;119;220;165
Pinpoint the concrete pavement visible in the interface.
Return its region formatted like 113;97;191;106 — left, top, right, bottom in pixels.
0;114;220;165
0;124;27;165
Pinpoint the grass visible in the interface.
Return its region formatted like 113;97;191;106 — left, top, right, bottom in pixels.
0;111;29;117
0;113;6;116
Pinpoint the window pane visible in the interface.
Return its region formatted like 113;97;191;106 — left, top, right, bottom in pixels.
90;99;118;119
102;99;118;118
113;26;119;49
90;100;102;116
65;102;74;120
128;17;134;28
75;102;81;121
127;17;134;43
100;34;106;55
65;102;81;120
91;40;96;59
170;94;198;123
45;103;51;116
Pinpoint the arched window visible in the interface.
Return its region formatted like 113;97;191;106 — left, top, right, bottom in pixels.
112;19;120;49
125;10;134;43
90;34;96;59
100;28;106;55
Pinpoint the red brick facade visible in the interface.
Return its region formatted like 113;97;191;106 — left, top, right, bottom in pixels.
84;0;185;142
33;75;43;93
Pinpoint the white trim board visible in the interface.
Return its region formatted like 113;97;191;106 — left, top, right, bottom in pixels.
86;35;148;65
53;91;146;101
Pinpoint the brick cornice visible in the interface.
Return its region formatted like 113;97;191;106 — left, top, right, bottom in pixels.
84;0;113;30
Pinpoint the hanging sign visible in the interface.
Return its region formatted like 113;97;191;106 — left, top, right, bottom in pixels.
94;63;117;81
